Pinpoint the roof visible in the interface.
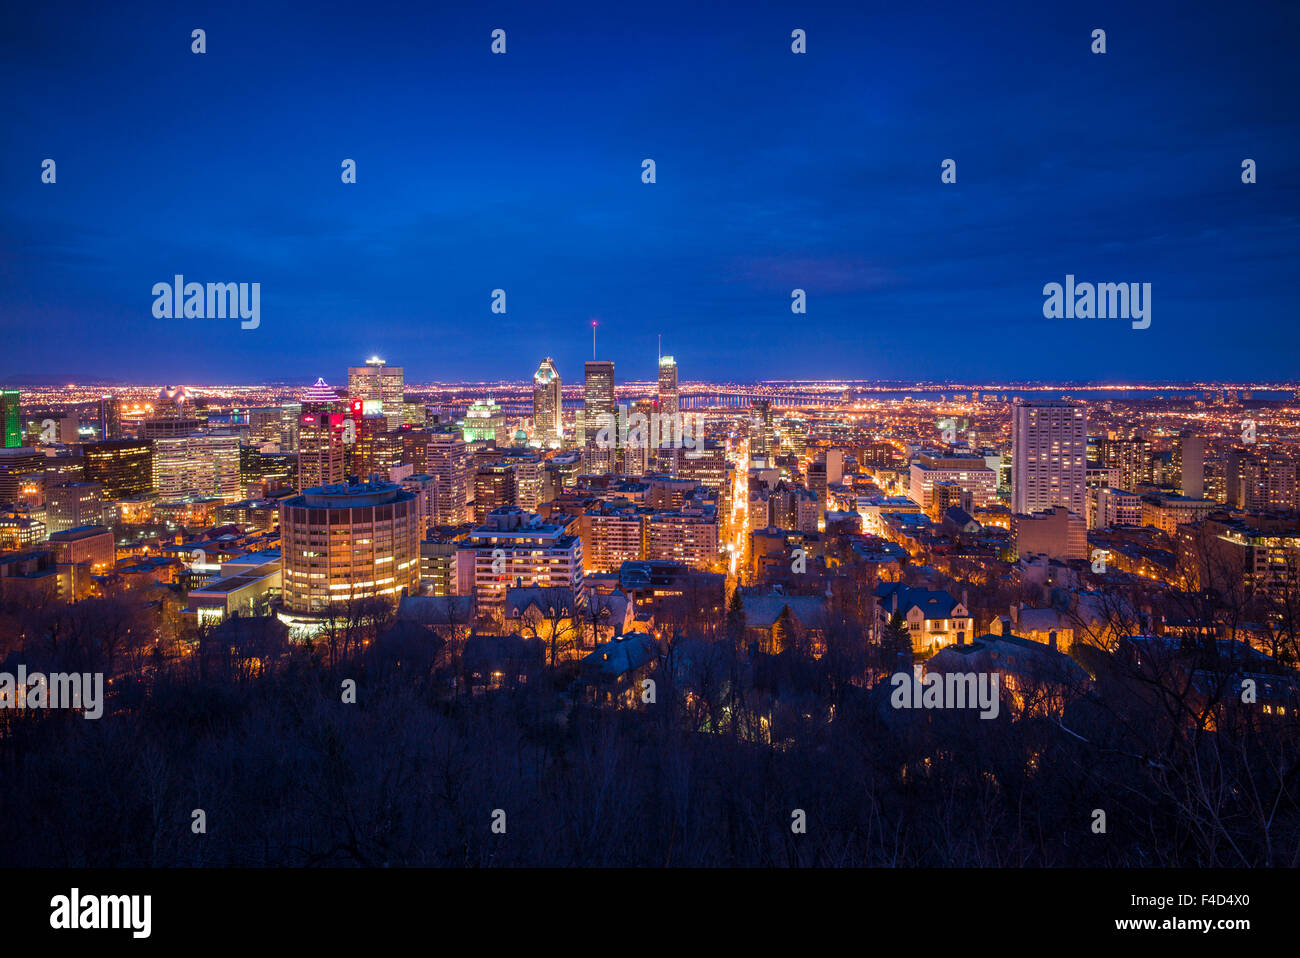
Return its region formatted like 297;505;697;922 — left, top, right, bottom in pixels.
875;582;963;619
740;594;826;629
582;632;657;679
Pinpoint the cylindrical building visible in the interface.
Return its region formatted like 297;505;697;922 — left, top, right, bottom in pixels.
280;480;421;614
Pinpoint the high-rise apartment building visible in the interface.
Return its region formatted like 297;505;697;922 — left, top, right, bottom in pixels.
348;357;405;431
456;507;584;613
1174;432;1206;499
1011;400;1087;516
533;357;563;445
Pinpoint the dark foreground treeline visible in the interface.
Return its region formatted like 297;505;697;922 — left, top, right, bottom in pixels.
2;645;1298;867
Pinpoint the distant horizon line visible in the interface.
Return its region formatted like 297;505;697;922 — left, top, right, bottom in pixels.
3;378;1296;391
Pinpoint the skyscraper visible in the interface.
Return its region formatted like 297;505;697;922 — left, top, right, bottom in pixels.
83;439;153;499
584;360;616;472
348;357;405;431
2;389;21;448
657;355;679;418
299;378;347;490
98;394;120;441
427;429;471;525
1011;399;1087;516
533;357;562;444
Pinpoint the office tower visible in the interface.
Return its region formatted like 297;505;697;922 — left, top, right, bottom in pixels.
455;508;584;614
533;357;563;445
400;473;439;530
0;447;45;501
97;394;120;441
344;398;386;479
749;400;773;459
584;361;616;472
1;389;21;448
280;403;302;454
155;385;193;419
1175;432;1206;499
348;357;405;431
1011;399;1087;516
298;378;347;491
623;398;656;476
153;434;242;502
82;439;153;500
781;418;809;458
45;482;106;533
658;355;679;418
247;406;283;449
141;416;204;439
279;480;422;613
463;398;506;445
427;430;471;525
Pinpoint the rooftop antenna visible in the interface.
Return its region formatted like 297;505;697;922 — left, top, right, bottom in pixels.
658;333;661;365
592;320;597;360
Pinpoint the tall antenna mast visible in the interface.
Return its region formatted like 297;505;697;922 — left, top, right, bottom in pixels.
592;320;597;360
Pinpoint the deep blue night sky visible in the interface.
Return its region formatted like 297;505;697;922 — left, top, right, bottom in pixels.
2;0;1297;385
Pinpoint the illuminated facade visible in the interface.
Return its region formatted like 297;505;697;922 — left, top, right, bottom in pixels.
1011;399;1087;516
583;361;616;472
83;439;153;500
153;434;242;502
657;355;679;418
532;358;563;444
348;357;405;431
1;389;20;448
299;378;346;491
463;398;506;445
279;480;421;614
427;430;471;524
456;507;584;613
